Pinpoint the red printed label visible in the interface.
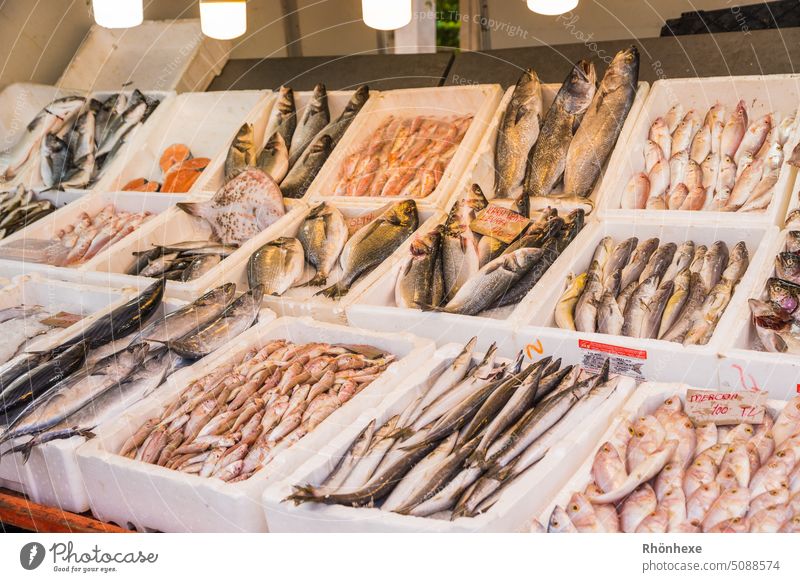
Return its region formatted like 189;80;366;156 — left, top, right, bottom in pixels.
578;339;647;360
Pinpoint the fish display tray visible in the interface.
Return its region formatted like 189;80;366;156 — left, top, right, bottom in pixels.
262;342;636;533
0;190;192;280
718;228;800;400
75;317;435;532
505;218;779;386
0;83;85;188
303;85;503;212
82;199;308;302
1;285;275;514
58;20;231;94
532;381;791;531
201;201;445;324
196;90;374;197
783;170;800;226
97;90;271;195
442;81;649;215
597;75;800;227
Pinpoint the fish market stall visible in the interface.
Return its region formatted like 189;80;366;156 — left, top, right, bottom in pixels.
598;75;800;225
303;84;503;211
263;341;635;532
0;280;275;513
76;316;434;532
533;382;800;533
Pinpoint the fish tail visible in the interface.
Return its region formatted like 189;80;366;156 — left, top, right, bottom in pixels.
283;484;317;505
298;272;327;288
176;201;206;218
315;282;349;299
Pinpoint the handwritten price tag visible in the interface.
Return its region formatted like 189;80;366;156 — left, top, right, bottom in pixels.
685;389;767;425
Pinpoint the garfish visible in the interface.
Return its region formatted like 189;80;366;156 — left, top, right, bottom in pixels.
297;202;349;287
247;237;305;295
564;46;639;198
318;200;418;298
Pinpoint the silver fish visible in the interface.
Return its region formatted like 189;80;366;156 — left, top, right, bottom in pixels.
225;123;258;181
181;254;222;282
257;131;289;183
297;202;349;287
620;238;659;289
395;225;444;309
247;237;305;295
621;275;659;337
280;134;333;199
640;279;674;339
442;184;487;298
700;241;729;291
289;83;329;161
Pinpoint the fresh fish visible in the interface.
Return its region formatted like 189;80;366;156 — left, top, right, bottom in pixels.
289;83;329;161
395;226;444;309
621;173;649;209
525;60;596;198
548;505;578;532
166;286;264;359
574;265;604;333
318;200;418;298
477;235;506;268
735;114;772;165
660;272;708;343
297;203;349;287
621;275;659;338
247;237;305;295
658;268;691;339
39;134;71;188
663;241;695;282
663;103;684;133
700;241;729;291
181;254;222;282
597;291;624;335
266;86;297;151
177;168;285;245
620;238;659;290
720;100;748;159
307;85;369;156
588;440;678;504
639;242;677;283
280;134;333;199
256;131;289;183
442;185;487;299
690;124;711;164
554;273;586;331
494;69;543;198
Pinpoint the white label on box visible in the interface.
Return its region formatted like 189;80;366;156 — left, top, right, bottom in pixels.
685;389;767;425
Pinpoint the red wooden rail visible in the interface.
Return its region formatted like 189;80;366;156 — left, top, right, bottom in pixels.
0;488;128;533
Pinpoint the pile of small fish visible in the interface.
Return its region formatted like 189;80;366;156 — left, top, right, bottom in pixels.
0;186;56;239
330;112;472;199
494;47;639;211
226;84;369;199
748;231;800;353
119;339;395;483
0;305;79;366
248;199;419;299
556;236;749;345
286;339;619;520
394;185;583;315
122;143;210;193
539;392;800;533
126;240;236;283
623;101;794;212
0;281;265;459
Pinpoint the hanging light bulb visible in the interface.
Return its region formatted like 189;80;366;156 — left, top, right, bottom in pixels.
527;0;579;16
200;0;248;40
92;0;143;28
362;0;412;31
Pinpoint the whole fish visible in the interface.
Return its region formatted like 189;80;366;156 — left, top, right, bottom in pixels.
247;237;305;295
96;91;153;158
477;235;506;268
564;46;640;198
280;135;333;199
300;85;369;165
181;254;222;282
574;265;604;333
621;173;649;209
395;226;444;309
289;83;329;161
658;268;691;339
494;69;543;198
256;131;289;183
660;273;708;343
640;279;674;339
442;185;488;298
166;286;264;359
318;200;418;298
39;134;72;188
266;86;297;151
700;241;729;291
663;241;695;282
128;284;235;345
177;168;285;245
524;60;596;199
297;203;349;287
597;291;624;335
620;238;659;290
621;275;659;337
554;273;587;331
639;242;677;283
58;109;96;188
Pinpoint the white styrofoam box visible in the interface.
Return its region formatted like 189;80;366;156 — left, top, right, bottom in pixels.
263;343;636;532
58;20;231;94
532;381;791;531
718;228;800;400
0;190;191;283
0;83;85;187
98;90;271;195
1;283;276;513
506;218;779;385
198;201;443;324
196;89;372;196
75;316;434;532
83;200;308;302
782;170;800;227
444;82;649;214
304;85;503;211
598;75;800;226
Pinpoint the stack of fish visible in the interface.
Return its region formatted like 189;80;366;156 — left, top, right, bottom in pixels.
286;339;619;521
119;339;395;483
0;186;56;239
0;305;79;366
226;84;370;200
493;47;640;212
330;113;473;199
556;237;749;345
540;392;800;533
623;101;794;212
127;240;237;283
46;90;161;190
248;199;419;299
394;185;583;315
748;231;800;353
0;282;264;460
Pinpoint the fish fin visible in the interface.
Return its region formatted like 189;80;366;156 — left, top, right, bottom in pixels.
176;201;207;218
283;484;317;505
297;272;327;288
315;282;349;299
